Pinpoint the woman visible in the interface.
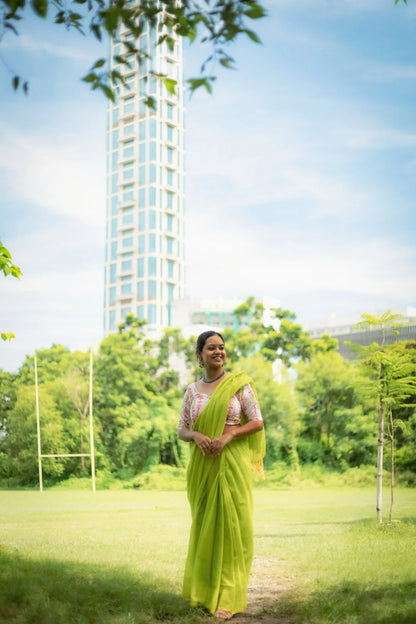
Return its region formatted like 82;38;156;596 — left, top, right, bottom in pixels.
178;330;265;620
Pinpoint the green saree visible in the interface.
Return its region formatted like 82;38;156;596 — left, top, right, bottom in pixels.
183;372;265;615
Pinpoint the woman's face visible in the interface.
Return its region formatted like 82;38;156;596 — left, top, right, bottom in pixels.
200;335;226;369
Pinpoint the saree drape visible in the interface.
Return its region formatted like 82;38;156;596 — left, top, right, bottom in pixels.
183;372;265;615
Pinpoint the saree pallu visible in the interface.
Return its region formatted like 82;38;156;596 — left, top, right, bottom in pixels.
183;372;265;615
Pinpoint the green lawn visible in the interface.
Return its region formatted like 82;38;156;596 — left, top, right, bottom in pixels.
1;488;415;623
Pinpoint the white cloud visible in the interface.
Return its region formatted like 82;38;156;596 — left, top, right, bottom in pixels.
0;123;106;227
1;34;95;63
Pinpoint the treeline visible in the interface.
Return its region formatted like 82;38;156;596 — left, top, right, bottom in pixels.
1;303;415;487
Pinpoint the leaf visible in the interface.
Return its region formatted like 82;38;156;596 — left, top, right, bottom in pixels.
145;96;156;110
1;332;16;341
244;3;266;19
82;72;96;84
31;0;48;18
12;76;20;91
4;22;19;36
90;23;102;41
163;77;177;95
220;57;235;69
92;58;106;69
244;28;261;43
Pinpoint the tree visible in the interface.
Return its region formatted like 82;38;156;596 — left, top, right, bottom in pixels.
1;0;266;98
0;242;22;341
345;310;416;523
295;351;375;469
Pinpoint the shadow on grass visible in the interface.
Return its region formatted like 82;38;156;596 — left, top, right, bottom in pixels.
0;549;209;624
267;580;416;624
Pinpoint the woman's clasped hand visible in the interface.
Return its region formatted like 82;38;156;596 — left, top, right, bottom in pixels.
192;431;232;456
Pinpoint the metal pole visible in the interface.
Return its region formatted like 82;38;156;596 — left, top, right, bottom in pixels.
89;349;96;492
34;354;43;492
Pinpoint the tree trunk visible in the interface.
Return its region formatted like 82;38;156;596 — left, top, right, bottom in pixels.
376;400;385;523
389;407;395;523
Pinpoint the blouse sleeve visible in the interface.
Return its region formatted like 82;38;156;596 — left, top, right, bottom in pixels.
178;386;192;429
239;384;263;421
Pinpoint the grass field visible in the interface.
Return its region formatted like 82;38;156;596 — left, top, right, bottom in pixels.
1;488;415;623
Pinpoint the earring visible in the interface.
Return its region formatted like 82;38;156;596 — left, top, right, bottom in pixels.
198;358;204;368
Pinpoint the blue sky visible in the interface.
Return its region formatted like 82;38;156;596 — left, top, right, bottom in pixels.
1;0;415;371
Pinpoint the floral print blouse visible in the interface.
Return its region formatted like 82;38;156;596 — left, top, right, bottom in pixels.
179;382;263;429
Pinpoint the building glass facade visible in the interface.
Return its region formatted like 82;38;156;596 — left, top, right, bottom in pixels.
104;13;185;334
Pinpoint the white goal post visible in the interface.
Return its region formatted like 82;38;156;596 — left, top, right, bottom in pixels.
35;350;96;492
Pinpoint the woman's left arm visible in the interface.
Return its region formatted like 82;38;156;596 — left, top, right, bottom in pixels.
210;420;263;456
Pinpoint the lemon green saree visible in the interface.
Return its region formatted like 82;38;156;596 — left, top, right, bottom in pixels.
183;372;265;615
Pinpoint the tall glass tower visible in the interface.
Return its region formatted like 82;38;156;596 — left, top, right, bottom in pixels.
103;15;185;335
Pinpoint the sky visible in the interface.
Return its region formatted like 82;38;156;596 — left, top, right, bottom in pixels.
1;0;416;372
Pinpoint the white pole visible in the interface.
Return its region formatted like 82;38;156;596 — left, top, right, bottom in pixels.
34;355;43;492
89;350;96;492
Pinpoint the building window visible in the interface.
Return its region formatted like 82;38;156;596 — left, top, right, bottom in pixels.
124;123;134;137
168;283;174;301
138;258;145;278
122;259;132;272
121;307;132;319
123;139;134;158
137;304;144;319
123;186;134;202
137;281;144;299
110;263;117;284
122;210;134;225
148;303;157;324
139;143;146;164
111;196;118;215
139;165;146;185
167;102;173;120
150;141;156;160
167;260;174;278
112;108;119;125
148;256;157;276
121;282;132;295
112;129;119;149
111;173;118;193
123;96;135;115
110;286;116;304
166;124;175;143
150;118;156;138
109;310;116;331
149;164;156;183
111;241;117;260
112;151;118;172
111;218;118;238
166;237;173;254
138;234;145;253
167;146;174;165
149;233;156;252
166;169;174;186
167;214;173;232
139;211;145;230
123;163;134;180
149;210;156;229
149;186;156;206
167;191;174;210
148;279;157;298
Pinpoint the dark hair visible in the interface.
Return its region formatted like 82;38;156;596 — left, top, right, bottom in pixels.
195;330;224;355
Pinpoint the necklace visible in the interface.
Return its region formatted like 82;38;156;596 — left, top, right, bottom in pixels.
202;371;225;384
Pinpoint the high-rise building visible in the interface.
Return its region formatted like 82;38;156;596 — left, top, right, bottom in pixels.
103;15;185;335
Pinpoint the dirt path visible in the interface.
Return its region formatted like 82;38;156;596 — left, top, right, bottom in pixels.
231;556;295;624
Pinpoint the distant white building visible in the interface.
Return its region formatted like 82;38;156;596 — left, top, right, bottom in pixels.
103;14;185;336
304;307;416;358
